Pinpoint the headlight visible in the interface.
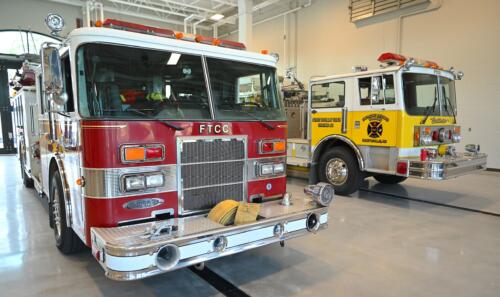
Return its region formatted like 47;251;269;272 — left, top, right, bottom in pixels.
123;172;164;192
420;134;432;145
258;162;285;176
124;175;146;191
260;164;274;175
452;134;461;143
146;173;164;188
273;163;285;174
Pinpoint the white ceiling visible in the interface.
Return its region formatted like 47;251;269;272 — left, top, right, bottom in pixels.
45;0;310;35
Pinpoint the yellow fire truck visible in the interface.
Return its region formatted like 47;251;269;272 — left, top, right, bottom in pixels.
287;53;487;195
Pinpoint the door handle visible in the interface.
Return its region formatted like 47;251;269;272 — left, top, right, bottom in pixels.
311;109;317;114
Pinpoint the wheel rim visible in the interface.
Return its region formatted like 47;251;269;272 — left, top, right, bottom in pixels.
326;158;348;186
53;190;62;240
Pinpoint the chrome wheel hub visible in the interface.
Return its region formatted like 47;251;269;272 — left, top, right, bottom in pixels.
326;158;348;186
53;190;62;239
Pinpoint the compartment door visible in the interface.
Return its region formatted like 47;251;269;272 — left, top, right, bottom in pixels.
310;80;350;147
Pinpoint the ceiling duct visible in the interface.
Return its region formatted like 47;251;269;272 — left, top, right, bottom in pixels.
349;0;430;22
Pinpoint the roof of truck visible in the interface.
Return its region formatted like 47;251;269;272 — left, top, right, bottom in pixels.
67;27;277;67
310;65;402;82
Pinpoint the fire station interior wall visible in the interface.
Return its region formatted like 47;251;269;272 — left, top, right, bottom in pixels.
227;0;500;169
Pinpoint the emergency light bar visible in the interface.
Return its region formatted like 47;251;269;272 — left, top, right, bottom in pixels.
96;18;246;50
99;19;176;38
378;52;440;69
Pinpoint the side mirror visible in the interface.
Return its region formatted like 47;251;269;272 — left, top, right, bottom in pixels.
41;45;67;106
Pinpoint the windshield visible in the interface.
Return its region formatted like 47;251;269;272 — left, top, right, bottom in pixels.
207;57;285;121
76;44;211;120
76;44;285;121
402;73;456;116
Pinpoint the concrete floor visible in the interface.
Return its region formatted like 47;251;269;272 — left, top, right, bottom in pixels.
1;154;499;297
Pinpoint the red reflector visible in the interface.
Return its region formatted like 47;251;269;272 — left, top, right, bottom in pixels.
396;161;408;175
448;130;453;140
432;131;439;141
261;142;274;153
420;149;428;161
102;19;175;38
146;147;163;160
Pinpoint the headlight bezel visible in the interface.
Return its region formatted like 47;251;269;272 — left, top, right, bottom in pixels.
121;172;165;192
257;162;286;177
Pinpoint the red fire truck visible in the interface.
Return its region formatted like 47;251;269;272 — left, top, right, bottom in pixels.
14;16;331;280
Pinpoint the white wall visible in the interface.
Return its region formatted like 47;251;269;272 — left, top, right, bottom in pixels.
233;0;500;168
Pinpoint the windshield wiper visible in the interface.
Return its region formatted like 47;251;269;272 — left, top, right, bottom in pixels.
125;108;184;131
219;105;275;130
420;94;439;125
443;95;457;124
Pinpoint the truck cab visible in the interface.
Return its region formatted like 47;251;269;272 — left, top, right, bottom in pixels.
287;53;487;195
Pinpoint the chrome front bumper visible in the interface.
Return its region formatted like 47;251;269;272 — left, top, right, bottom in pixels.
91;196;328;281
398;152;487;180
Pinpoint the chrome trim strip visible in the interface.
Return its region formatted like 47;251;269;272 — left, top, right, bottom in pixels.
83;165;177;199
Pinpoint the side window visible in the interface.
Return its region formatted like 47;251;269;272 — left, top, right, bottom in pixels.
359;77;371;105
359;74;396;106
382;74;395;104
61;55;75;112
311;81;345;108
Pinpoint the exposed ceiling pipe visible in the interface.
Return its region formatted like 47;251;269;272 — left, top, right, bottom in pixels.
108;0;188;17
396;0;443;53
47;0;212;30
158;0;216;13
193;18;207;34
184;14;205;33
213;0;237;7
220;0;312;38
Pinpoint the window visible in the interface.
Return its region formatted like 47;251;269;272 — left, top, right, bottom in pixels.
382;74;395;104
0;30;60;55
207;57;285;121
359;77;371;106
61;55;74;112
76;44;210;120
359;74;395;106
402;73;456;116
311;81;345;108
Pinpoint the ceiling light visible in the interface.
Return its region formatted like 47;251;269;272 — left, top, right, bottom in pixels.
167;53;181;65
210;14;225;21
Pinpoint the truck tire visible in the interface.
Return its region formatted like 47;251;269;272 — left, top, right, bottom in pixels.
373;174;407;184
20;155;34;188
319;147;363;195
50;171;85;254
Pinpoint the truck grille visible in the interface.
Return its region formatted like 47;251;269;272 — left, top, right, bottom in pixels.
178;137;246;214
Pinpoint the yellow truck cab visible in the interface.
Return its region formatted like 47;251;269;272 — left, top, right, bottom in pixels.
287;53;487;195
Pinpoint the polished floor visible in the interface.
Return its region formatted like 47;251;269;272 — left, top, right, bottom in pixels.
1;154;499;297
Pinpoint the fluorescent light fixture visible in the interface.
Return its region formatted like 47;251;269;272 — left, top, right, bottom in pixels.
167;53;181;65
210;14;225;21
